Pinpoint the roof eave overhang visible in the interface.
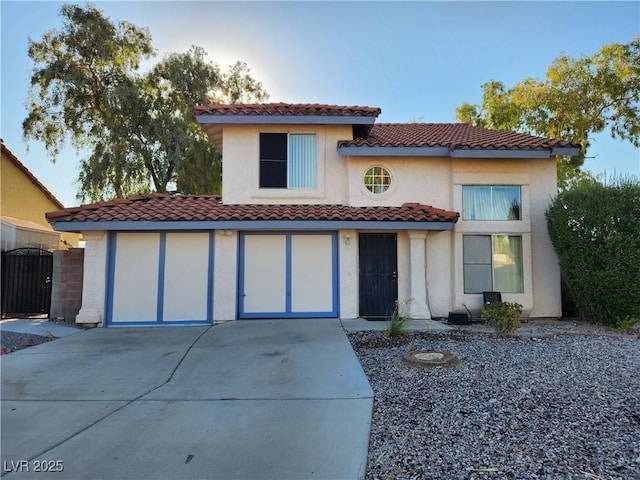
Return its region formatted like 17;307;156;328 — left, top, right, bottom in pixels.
338;145;581;158
50;219;456;233
551;147;581;156
196;115;377;126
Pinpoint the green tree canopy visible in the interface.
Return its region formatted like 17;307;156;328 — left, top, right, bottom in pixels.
24;4;268;202
456;38;640;189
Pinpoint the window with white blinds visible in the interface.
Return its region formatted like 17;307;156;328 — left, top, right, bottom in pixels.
259;133;317;188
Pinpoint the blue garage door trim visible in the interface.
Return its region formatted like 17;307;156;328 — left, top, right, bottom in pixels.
105;231;214;327
238;231;339;318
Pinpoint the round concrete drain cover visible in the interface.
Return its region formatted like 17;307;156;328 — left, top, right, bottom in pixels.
414;352;444;361
402;350;459;367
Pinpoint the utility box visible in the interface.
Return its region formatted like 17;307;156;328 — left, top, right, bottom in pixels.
448;310;470;325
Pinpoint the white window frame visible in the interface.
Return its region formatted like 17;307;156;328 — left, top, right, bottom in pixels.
463;234;524;294
363;165;392;194
462;185;522;221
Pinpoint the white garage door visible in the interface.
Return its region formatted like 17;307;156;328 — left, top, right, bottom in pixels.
107;232;213;326
239;232;337;318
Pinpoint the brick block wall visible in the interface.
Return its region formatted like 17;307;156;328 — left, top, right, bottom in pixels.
50;248;84;322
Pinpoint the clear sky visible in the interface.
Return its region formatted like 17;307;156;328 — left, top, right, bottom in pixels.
2;1;639;207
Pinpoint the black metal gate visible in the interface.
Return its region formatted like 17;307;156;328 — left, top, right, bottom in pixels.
1;248;53;318
359;233;398;320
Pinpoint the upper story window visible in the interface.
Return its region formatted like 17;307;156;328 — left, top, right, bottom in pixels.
259;133;317;188
463;185;521;220
364;166;392;194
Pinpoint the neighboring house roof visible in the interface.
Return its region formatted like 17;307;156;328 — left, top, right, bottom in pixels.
1;215;60;233
337;123;582;158
1;140;65;209
46;194;459;232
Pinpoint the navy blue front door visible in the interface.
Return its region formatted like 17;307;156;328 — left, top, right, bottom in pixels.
358;233;398;319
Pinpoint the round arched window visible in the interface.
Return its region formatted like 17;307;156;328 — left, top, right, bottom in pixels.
364;166;392;194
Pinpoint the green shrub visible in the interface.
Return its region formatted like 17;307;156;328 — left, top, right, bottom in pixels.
546;176;640;326
482;302;523;334
385;305;408;337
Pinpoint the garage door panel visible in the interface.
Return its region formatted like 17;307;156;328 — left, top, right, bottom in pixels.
112;233;160;323
108;232;213;326
243;235;287;313
239;232;336;318
291;235;333;312
163;233;210;321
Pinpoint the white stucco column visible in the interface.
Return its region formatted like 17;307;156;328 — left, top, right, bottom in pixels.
75;231;107;326
408;231;431;319
339;229;358;319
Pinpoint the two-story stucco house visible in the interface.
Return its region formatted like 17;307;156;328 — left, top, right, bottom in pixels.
46;104;580;327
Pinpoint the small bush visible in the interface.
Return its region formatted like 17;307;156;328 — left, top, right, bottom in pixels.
385;305;408;337
482;302;523;334
616;315;639;331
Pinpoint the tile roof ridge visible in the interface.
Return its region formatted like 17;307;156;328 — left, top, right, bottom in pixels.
194;103;381;116
46;207;81;220
74;193;160;211
201;102;379;108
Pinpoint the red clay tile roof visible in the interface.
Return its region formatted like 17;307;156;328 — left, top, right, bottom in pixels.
46;194;459;225
338;123;581;150
194;103;381;118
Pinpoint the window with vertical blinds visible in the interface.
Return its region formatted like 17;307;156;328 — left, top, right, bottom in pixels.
288;134;317;188
259;133;317;189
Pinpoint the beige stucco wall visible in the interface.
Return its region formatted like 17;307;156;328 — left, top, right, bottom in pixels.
339;155;561;319
528;159;563;317
426;230;455;317
346;157;451;208
449;158;559;318
76;231;108;326
221;124;352;205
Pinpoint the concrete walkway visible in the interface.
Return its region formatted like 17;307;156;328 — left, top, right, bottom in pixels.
1;319;373;479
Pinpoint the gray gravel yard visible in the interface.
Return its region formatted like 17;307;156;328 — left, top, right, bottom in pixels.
0;330;55;353
348;330;640;480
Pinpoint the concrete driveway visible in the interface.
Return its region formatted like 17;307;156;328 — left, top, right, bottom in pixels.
1;319;373;479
